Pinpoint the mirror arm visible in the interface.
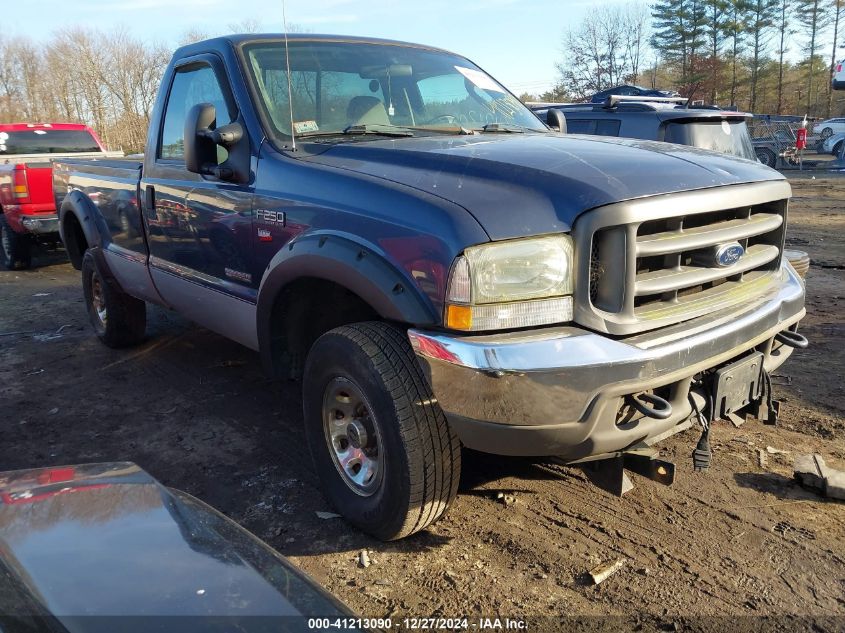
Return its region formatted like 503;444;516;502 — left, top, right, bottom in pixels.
198;122;244;148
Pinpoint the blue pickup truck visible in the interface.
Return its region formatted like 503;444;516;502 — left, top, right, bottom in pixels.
53;34;807;540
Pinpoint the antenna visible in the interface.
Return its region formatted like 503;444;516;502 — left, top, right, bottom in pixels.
282;0;296;151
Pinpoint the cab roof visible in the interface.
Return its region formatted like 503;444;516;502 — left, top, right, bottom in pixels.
175;33;454;59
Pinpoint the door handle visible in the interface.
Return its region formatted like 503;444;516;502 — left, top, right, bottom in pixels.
144;185;156;218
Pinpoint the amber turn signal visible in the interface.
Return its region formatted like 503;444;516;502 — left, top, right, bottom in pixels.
445;304;472;330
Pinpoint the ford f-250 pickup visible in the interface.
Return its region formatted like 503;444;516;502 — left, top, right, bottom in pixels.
0;122;119;269
53;34;807;540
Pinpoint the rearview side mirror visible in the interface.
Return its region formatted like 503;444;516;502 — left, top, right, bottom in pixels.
185;103;219;175
547;108;567;133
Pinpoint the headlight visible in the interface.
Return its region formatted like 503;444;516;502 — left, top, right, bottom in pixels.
444;235;574;331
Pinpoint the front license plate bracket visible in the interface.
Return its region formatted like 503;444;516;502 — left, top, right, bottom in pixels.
713;352;764;418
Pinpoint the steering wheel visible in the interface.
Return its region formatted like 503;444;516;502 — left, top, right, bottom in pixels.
427;114;460;126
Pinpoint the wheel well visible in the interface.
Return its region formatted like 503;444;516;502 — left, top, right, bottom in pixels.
269;277;382;380
63;213;88;270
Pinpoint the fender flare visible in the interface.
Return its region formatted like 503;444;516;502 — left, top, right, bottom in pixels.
256;232;440;374
58;190;112;259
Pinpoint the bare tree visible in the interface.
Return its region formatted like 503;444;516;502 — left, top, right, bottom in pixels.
558;2;649;99
622;3;651;84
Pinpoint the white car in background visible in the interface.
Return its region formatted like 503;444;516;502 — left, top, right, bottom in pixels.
833;60;844;90
815;116;845;138
822;131;845;157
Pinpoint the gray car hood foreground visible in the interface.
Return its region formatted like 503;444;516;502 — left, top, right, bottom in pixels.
305;133;785;240
0;463;357;633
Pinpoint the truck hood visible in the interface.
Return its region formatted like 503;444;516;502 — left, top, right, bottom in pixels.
303;133;785;240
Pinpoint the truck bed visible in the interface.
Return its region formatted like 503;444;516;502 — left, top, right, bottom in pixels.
52;157;143;213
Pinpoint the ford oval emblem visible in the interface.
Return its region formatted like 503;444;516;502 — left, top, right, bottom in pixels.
715;242;744;267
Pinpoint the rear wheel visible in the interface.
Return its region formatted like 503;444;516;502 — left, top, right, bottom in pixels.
303;322;461;541
755;147;778;168
820;127;833;139
82;249;146;348
833;140;844;157
0;214;32;270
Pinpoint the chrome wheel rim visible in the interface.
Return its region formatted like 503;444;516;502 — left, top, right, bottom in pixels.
90;272;107;327
322;377;383;496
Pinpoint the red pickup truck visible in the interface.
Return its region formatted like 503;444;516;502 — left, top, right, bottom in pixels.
0;123;117;269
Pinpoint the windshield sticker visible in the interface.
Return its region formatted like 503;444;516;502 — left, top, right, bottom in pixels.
454;66;505;93
293;120;319;134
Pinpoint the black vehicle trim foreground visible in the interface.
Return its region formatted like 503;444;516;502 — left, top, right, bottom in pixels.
52;33;806;540
0;462;360;629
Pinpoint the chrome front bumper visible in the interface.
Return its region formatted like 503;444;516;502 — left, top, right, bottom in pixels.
409;262;806;459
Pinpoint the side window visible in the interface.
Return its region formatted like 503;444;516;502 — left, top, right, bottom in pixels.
566;119;597;134
159;64;233;162
595;119;621;136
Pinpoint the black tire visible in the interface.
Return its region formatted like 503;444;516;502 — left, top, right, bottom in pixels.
0;214;32;270
833;141;844;157
820;127;833;139
755;147;777;168
81;249;146;348
303;321;461;541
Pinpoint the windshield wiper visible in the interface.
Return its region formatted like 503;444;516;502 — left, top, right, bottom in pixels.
405;125;475;136
479;123;526;133
298;124;415;139
342;124;414;137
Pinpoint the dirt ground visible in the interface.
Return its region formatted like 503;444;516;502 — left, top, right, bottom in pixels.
1;174;844;630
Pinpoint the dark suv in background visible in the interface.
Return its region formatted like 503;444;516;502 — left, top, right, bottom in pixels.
589;85;680;103
529;96;757;162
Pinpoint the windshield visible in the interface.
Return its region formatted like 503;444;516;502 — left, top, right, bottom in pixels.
664;119;755;160
242;40;547;141
0;129;100;155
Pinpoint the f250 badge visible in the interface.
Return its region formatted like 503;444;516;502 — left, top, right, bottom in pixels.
256;209;286;225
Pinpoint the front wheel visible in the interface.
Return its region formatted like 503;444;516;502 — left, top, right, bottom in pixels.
820;127;833;139
0;214;32;270
303;322;461;541
82;249;147;348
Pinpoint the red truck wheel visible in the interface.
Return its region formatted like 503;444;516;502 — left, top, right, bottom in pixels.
0;214;32;270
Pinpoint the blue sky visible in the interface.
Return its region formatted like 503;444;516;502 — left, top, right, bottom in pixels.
1;0;622;95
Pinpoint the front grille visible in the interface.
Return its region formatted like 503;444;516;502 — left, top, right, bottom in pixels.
575;182;790;335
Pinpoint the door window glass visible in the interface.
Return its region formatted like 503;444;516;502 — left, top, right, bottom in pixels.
159;65;233;162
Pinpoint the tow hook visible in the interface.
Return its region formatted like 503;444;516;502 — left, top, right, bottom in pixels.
775;329;809;349
626;392;673;420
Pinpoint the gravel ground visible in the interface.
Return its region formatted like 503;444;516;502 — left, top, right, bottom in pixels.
1;174;844;630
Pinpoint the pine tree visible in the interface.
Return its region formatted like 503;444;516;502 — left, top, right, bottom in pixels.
652;0;709;93
795;0;833;113
826;0;844;116
724;0;752;107
774;0;795;114
706;0;731;102
746;0;781;111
